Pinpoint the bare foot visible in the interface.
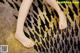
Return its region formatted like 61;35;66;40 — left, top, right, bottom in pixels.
15;31;35;48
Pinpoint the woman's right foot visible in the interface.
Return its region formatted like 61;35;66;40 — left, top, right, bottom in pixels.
15;31;35;48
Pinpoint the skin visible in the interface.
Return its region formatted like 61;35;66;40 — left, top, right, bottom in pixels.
45;0;67;29
15;0;67;48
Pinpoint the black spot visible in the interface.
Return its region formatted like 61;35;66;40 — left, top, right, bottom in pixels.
57;49;60;53
79;21;80;27
29;31;35;41
45;48;48;53
61;3;66;8
66;28;69;37
72;3;78;15
12;0;20;10
62;49;65;53
14;15;18;19
37;0;43;12
41;38;46;48
27;14;31;21
44;16;49;29
62;32;65;40
62;41;64;48
78;39;80;50
76;50;78;53
34;32;40;42
54;48;56;53
71;27;74;37
37;44;42;52
15;0;18;1
58;0;66;2
51;29;54;37
20;0;22;2
67;42;70;51
24;31;29;38
6;0;15;9
27;20;32;28
75;21;78;36
0;0;4;3
72;47;74;53
54;10;59;18
40;18;45;31
35;26;40;34
60;43;62;51
53;24;57;34
79;0;80;12
33;17;38;26
45;40;49;48
50;38;53;46
24;23;28;27
59;4;64;11
34;45;38;51
70;37;73;45
45;5;51;21
65;48;68;53
41;45;45;52
32;3;39;14
50;47;53;53
41;29;44;38
68;7;74;21
74;38;77;49
47;33;49;41
33;12;38;19
54;39;57;48
56;19;59;32
65;38;68;45
57;35;60;43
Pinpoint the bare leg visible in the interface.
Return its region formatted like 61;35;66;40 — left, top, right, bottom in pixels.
15;0;67;48
45;0;67;29
15;0;34;48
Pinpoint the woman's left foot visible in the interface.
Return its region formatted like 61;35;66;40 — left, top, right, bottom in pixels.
59;12;67;29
